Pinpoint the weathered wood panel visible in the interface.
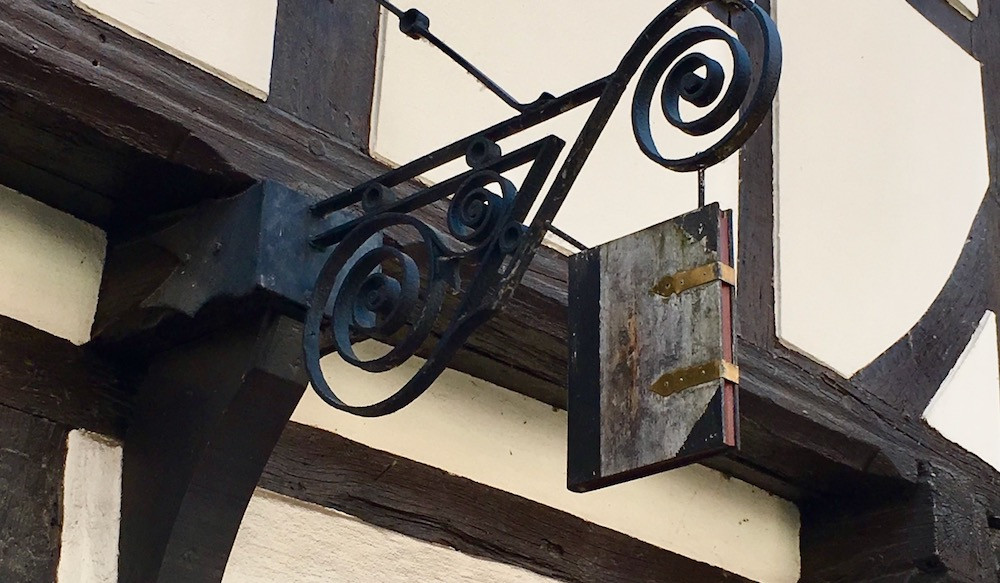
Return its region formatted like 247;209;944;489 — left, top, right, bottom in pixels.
569;205;736;492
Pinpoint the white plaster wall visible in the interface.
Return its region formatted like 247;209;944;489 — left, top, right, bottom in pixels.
73;0;277;99
55;434;560;583
225;490;561;583
775;1;988;376
294;343;801;583
924;311;1000;470
0;186;106;345
57;431;122;583
373;1;740;249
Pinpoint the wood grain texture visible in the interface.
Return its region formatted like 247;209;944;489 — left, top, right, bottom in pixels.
0;404;67;583
732;0;777;348
261;421;752;583
853;195;997;416
568;206;735;492
0;0;369;233
0;316;132;438
270;0;378;145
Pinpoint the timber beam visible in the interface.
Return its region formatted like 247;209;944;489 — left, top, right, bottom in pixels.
119;313;306;583
262;422;754;583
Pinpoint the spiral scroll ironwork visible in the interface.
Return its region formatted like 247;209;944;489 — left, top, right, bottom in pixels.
303;214;451;416
304;0;781;417
631;2;781;172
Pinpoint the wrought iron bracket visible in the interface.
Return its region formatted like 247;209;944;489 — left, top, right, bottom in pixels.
299;0;782;418
96;0;783;421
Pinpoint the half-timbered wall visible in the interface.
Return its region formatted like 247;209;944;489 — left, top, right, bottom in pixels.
0;186;105;581
775;0;988;377
3;0;1000;580
0;191;800;581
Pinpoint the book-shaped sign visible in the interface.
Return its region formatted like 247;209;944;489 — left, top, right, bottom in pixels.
568;204;736;492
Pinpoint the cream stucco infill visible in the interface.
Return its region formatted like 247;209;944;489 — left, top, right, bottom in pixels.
57;431;122;583
294;342;801;583
924;311;1000;471
225;489;562;583
775;0;988;377
0;186;106;345
73;0;277;99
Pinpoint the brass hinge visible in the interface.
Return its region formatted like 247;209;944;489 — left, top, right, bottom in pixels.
651;261;736;298
650;360;740;398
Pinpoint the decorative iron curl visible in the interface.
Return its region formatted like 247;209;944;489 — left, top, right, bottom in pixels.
303;214;446;416
630;1;780;172
447;171;515;248
304;164;527;416
304;0;781;417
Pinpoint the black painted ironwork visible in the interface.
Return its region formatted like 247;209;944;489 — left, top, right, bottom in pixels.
303;0;782;417
374;0;553;112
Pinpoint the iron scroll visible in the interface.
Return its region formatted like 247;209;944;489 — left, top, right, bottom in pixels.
303;0;782;417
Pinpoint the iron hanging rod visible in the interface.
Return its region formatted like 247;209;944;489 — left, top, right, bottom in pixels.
374;0;553;112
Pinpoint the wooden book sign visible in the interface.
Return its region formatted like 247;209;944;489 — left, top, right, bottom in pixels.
568;204;737;493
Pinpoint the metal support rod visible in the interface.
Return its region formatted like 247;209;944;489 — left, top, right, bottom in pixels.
374;0;549;112
548;225;590;252
309;78;607;217
375;0;404;18
698;169;706;208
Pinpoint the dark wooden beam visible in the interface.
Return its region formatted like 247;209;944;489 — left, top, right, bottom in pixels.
854;194;999;416
906;0;976;58
0;403;67;583
0;315;132;437
4;0;993;498
261;421;753;583
974;0;1000;189
733;1;778;348
119;313;306;583
0;0;373;235
269;0;378;146
0;77;252;235
0;0;572;407
0;316;753;583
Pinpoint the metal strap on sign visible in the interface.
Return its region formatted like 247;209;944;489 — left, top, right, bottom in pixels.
651;261;736;298
650;360;740;398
